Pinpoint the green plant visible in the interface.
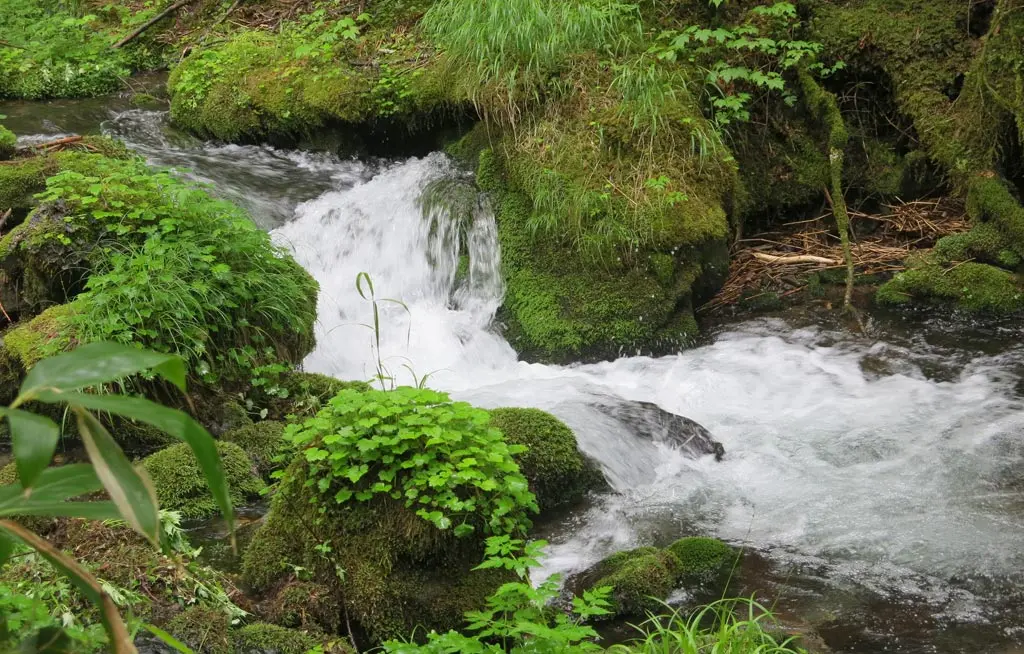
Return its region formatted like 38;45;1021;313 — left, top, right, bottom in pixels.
651;2;843;131
0;342;236;653
382;536;613;653
283;386;538;536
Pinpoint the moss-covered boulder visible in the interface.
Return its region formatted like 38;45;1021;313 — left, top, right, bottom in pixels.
877;261;1024;313
168;606;232;654
266;372;370;421
242;387;536;645
265;581;341;633
2;303;78;370
0;462;16;485
0;342;24;405
576;547;683;618
232;623;339;654
223;421;286;477
667;537;736;587
143;441;265;519
488;407;605;513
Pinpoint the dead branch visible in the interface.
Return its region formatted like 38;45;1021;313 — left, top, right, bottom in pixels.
112;0;198;50
753;253;840;265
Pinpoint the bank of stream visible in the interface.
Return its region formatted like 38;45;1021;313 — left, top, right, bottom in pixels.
5;94;1024;654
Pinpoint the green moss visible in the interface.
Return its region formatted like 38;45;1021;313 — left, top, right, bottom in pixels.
243;461;512;645
488;408;604;513
267;372;370;421
0;462;16;485
167;606;232;654
667;537;735;586
223;421;285;477
0;126;16;161
589;547;682;617
143;441;264;519
2;303;78;368
0;343;24;405
966;176;1024;258
934;222;1020;268
231;623;322;654
877;261;1024;313
267;581;341;632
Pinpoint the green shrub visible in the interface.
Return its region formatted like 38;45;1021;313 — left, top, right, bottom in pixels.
285;386;538;536
143;441;264;519
488;407;605;512
11;155;319;381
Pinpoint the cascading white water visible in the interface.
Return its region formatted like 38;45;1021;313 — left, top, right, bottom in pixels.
89;109;1024;649
271;153;1024;592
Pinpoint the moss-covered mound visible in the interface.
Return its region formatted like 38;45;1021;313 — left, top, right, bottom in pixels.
0;126;15;160
168;606;233;654
877;261;1024;313
232;623;339;654
582;547;683;617
143;441;264;519
265;372;371;421
667;537;736;587
168;11;461;143
242;387;538;645
488;407;605;512
223;420;286;477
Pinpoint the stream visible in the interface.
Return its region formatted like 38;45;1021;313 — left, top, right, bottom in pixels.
5;98;1024;654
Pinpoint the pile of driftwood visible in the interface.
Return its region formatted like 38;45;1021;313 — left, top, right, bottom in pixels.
702;198;969;312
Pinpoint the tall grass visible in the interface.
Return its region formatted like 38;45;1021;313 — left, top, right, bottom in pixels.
612;598;807;654
421;0;641;125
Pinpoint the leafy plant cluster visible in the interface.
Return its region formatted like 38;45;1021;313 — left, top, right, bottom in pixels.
383;536;807;654
283;386;539;536
651;1;844;130
0;0;159;99
31;155;318;382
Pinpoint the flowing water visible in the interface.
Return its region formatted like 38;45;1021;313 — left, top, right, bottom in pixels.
7;99;1024;653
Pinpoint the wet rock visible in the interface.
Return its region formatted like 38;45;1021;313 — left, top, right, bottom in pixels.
590;395;725;460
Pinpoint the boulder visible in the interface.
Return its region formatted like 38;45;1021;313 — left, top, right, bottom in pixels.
590;396;725;460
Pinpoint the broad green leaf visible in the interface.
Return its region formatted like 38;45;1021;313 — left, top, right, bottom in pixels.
33;391;235;537
141;624;193;654
75;409;160;545
0;464;104;516
0;519;137;654
0;408;59;489
20;342;186;396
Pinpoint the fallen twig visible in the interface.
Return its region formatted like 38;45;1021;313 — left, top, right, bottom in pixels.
753;253;840;265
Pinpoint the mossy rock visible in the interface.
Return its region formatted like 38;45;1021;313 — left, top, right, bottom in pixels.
0;462;15;485
934;222;1021;269
194;398;254;437
488;407;605;513
2;303;78;369
667;537;736;588
231;623;331;654
876;261;1024;313
143;441;265;519
0;341;25;405
0;126;15;161
167;606;232;654
266;372;370;421
223;421;286;478
242;461;512;645
265;581;341;633
580;547;683;617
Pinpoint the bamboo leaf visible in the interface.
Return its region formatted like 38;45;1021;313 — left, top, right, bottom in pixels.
141;624;194;654
0;408;59;489
74;408;160;545
0;519;138;654
34;391;235;537
20;342;186;395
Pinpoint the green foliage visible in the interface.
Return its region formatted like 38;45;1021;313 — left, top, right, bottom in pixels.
422;0;640;122
0;124;15;160
143;441;264;520
284;386;538;536
651;2;842;131
19;155;318;382
382;536;613;653
487;407;604;512
0;342;238;653
0;0;159;99
167;605;232;654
